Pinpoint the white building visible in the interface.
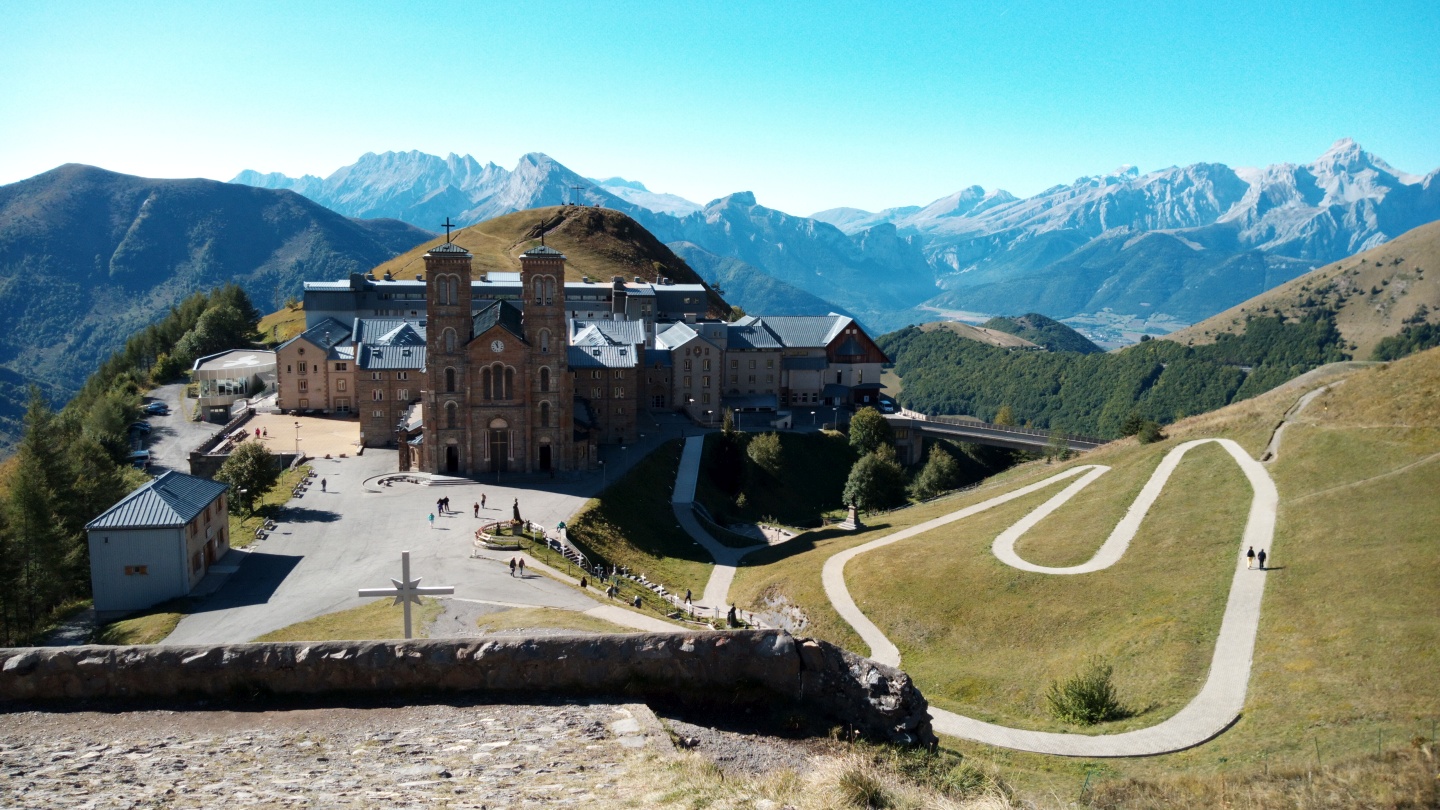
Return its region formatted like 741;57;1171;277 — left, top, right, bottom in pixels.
85;471;231;616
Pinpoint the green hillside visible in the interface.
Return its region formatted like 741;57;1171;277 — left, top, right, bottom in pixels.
0;164;431;452
727;347;1440;800
981;312;1103;353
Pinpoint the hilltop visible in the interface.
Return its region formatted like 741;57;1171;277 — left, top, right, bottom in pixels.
366;205;731;318
0;164;431;451
914;321;1039;349
1167;219;1440;358
980;313;1103;353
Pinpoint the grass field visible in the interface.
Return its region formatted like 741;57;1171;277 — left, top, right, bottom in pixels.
258;303;307;345
228;464;310;549
474;607;638;635
730;349;1440;801
564;439;714;597
92;600;190;645
252;597;444;642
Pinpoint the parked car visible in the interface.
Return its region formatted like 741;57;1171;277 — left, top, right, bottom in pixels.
879;402;896;414
127;450;152;469
129;421;153;434
144;402;170;415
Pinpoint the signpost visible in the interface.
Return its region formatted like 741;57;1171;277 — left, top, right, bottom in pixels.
358;551;455;639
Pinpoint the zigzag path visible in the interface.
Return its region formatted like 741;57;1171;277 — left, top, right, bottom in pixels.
820;384;1338;757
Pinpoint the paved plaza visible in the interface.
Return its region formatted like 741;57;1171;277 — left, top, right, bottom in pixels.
166;449;609;644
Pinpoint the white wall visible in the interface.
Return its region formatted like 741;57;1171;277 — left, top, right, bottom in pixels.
88;528;188;614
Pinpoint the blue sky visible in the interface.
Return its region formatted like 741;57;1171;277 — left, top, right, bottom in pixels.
2;1;1437;215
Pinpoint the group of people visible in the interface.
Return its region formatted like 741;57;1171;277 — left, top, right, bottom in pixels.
1246;546;1270;570
508;557;526;577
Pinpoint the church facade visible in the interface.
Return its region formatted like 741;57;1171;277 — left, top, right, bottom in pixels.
419;242;578;475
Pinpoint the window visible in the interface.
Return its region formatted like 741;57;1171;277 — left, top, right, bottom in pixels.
730;360;738;369
445;367;456;393
372;372;382;381
702;376;710;387
730;375;737;384
335;363;347;371
539;329;551;354
592;387;602;398
124;565;148;576
372;409;383;418
614;370;623;379
684;359;692;371
481;367;492;399
336;379;347;393
539;367;551;392
591;370;602;379
446;401;458;429
504;367;514;399
702;393;711;404
397;372;408;380
298;380;308;393
398;389;409;400
448;276;459;305
539;400;551;428
748;375;756;384
766;375;773;383
613;386;624;398
372;390;383;401
703;359;712;371
683;376;692;388
748;359;755;369
767;359;774;369
444;328;457;353
298;362;308;375
286;365;291;373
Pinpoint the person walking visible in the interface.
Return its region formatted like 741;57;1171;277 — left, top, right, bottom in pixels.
481;493;487;510
517;557;526;577
428;513;435;530
473;502;479;518
1246;546;1255;569
320;478;327;492
1258;549;1268;570
509;558;517;577
684;589;692;605
580;576;588;590
436;497;444;515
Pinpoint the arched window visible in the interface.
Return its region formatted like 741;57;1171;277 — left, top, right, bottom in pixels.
435;277;448;306
539;329;551;354
503;366;514;400
539;400;551;428
533;277;544;304
544;277;556;305
481;367;492;400
445;367;456;393
372;389;383;401
444;328;457;353
539;366;551;393
445;401;457;430
447;276;459;305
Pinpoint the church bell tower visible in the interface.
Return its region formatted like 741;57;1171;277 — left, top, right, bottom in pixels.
520;241;571;471
422;235;474;474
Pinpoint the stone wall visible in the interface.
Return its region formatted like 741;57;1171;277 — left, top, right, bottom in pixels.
0;630;934;745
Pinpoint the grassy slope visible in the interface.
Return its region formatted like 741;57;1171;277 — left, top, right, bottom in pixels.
732;349;1440;795
365;205;729;316
258;304;307;345
252;597;444;642
1168;219;1440;359
916;320;1039;349
474;607;638;635
564;439;714;597
694;431;858;529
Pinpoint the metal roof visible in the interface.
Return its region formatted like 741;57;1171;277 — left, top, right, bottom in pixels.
278;317;352;354
726;322;783;350
359;344;426;370
426;242;472;256
655;321;702;350
522;244;565;258
567;345;639;369
473;300;525;341
746;315;851;349
192;350;276;374
571;319;645;347
86;471;229;531
352;318;424;346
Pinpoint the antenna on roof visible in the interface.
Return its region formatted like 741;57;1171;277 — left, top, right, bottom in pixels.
441;217;456;243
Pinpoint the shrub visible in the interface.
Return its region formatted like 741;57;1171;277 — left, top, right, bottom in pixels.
1136;420;1166;444
1046;657;1132;726
747;431;782;476
835;761;892;808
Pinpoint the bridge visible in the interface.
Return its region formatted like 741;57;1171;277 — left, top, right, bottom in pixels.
884;409;1107;464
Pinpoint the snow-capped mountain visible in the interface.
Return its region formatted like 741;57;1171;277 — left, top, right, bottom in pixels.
588;177;701;217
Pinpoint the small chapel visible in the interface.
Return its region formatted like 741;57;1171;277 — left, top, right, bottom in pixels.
417;240;578;475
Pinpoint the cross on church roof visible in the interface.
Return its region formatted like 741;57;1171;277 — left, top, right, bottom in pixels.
442;217;456;242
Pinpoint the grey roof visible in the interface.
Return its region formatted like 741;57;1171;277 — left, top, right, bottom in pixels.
86;471;228;531
746;315;853;348
782;356;828;371
571;320;645;347
359;343;426;370
522;244;565;258
353;318;424;346
278;317;352;356
473;300;525;341
567;345;639;369
722;393;779;411
655;321;704;350
646;348;673;369
427;242;472;256
726;322;782;350
192;349;276;373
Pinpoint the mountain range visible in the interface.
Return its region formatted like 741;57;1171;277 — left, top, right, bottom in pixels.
0;164;431;449
234;140;1440;338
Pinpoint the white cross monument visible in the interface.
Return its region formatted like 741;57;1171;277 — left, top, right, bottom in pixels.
358;551;455;639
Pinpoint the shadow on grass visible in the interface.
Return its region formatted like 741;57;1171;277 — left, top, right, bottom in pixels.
737;524;895;567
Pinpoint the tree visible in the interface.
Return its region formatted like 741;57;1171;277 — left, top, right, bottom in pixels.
173;304;257;364
910;444;961;500
1136;420;1166;444
722;408;736;435
993;404;1016;426
848;406;893;455
1045;430;1073;463
747;432;782;477
215;441;281;515
842;445;908;513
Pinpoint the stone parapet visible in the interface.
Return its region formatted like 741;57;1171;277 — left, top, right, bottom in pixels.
0;630;934;746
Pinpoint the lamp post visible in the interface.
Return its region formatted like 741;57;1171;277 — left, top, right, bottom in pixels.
293;421;301;460
810;410;816;427
705;409;713;427
600;459;607;490
620;445;627;472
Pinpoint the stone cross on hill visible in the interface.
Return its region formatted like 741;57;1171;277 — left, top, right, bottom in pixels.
358;551;454;639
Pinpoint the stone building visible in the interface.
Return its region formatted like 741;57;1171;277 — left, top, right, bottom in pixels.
274;319;354;414
351;319;425;447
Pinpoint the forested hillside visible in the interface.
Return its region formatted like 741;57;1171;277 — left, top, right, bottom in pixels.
980;313;1102;353
881;312;1350;437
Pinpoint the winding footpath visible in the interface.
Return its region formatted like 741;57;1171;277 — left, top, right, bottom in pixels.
821;385;1342;755
671;436;765;611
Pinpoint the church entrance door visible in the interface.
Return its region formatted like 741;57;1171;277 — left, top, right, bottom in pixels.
444;445;459;474
488;430;508;473
539;444;552;472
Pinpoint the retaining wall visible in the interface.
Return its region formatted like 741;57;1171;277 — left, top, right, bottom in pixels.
0;630;934;745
